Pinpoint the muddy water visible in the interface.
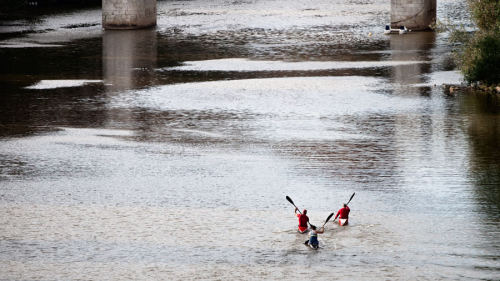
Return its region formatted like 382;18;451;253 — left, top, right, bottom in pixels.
0;0;499;280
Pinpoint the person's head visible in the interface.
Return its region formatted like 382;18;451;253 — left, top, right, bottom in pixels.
311;225;316;230
303;209;307;215
343;203;347;208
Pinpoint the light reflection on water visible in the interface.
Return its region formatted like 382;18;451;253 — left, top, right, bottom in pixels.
0;0;499;280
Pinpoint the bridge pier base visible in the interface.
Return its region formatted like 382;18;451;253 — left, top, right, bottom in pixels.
102;0;156;30
391;0;436;30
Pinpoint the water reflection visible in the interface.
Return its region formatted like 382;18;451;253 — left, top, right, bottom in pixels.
460;92;500;268
102;28;158;128
102;28;158;93
390;31;436;95
464;93;500;221
388;32;437;184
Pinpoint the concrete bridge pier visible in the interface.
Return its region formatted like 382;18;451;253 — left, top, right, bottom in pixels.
391;0;436;30
102;0;156;30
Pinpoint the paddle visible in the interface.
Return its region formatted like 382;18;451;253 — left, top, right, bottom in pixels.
322;212;334;227
346;192;355;206
286;196;300;213
286;196;315;228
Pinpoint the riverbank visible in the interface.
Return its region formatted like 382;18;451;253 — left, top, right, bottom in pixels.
445;83;500;95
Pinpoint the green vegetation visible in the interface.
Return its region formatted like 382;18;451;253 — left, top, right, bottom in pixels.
460;30;500;88
434;0;500;88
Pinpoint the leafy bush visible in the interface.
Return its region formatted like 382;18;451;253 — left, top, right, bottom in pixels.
459;29;500;86
468;0;500;31
433;0;500;87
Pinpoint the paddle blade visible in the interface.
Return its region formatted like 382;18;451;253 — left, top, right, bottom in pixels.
346;192;355;205
286;196;300;213
323;213;334;226
325;212;334;223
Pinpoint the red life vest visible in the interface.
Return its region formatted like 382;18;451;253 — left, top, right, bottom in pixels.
297;214;309;227
336;206;350;219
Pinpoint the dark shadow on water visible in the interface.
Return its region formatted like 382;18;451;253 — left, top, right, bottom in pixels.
0;82;108;137
463;92;500;221
460;91;500;259
155;67;393;85
0;36;106;137
0;37;102;77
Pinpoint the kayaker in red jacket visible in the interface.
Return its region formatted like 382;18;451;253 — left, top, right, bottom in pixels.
295;207;309;233
334;203;350;225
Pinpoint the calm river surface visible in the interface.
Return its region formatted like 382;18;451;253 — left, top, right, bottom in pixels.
1;0;499;280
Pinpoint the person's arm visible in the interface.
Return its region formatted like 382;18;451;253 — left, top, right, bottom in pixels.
334;209;340;220
294;207;298;214
318;227;324;234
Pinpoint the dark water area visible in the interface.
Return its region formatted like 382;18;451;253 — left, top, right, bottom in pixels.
1;0;500;280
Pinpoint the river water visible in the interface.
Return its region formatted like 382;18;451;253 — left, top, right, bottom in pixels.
1;0;499;280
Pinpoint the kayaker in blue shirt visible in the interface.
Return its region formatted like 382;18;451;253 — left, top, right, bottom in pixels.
307;225;324;249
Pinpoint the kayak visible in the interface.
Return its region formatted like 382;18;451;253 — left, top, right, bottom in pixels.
339;218;348;226
304;240;319;250
309;243;319;250
298;226;308;233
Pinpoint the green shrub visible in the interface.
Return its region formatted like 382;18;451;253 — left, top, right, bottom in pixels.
433;0;500;87
468;0;500;31
459;29;500;86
